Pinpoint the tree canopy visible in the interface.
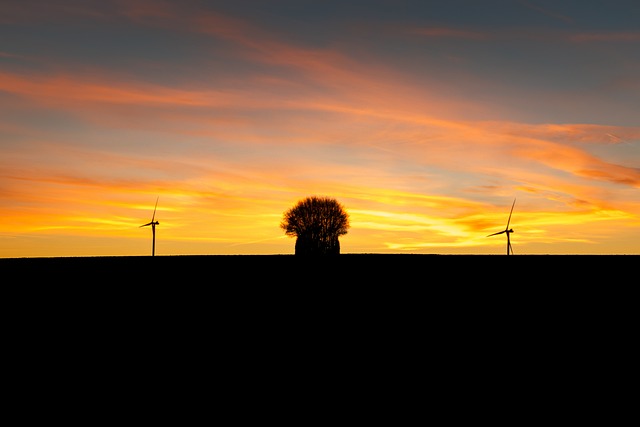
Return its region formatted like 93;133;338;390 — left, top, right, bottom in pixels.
280;196;350;255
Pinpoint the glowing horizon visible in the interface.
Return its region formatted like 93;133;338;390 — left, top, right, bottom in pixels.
1;0;639;257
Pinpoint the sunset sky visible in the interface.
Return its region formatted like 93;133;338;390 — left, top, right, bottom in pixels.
1;0;639;257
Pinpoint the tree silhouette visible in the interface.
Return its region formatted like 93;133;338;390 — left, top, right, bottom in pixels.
280;196;350;255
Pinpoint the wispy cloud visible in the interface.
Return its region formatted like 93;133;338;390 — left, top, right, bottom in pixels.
409;27;489;40
486;122;640;145
518;0;574;25
510;139;640;187
0;71;243;107
569;31;640;43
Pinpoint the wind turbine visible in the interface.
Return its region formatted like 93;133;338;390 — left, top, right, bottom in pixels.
140;196;160;256
487;198;516;255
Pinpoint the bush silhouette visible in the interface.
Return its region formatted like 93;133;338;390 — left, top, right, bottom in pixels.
280;196;350;255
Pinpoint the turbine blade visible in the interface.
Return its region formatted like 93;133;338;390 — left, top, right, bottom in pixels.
140;222;152;227
487;230;506;237
506;198;516;229
151;196;159;222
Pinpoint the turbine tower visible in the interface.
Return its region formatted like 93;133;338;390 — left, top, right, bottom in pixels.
140;196;160;256
487;198;516;255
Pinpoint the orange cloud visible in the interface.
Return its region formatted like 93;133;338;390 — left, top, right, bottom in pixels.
485;122;640;145
508;137;640;187
0;71;238;107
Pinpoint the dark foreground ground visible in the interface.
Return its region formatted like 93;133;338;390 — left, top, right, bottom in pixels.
3;253;636;321
4;252;636;316
2;253;636;281
2;253;635;403
4;253;636;327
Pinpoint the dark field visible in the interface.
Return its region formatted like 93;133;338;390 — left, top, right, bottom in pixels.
3;253;636;282
5;253;636;321
4;253;635;355
3;253;634;390
5;253;636;327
